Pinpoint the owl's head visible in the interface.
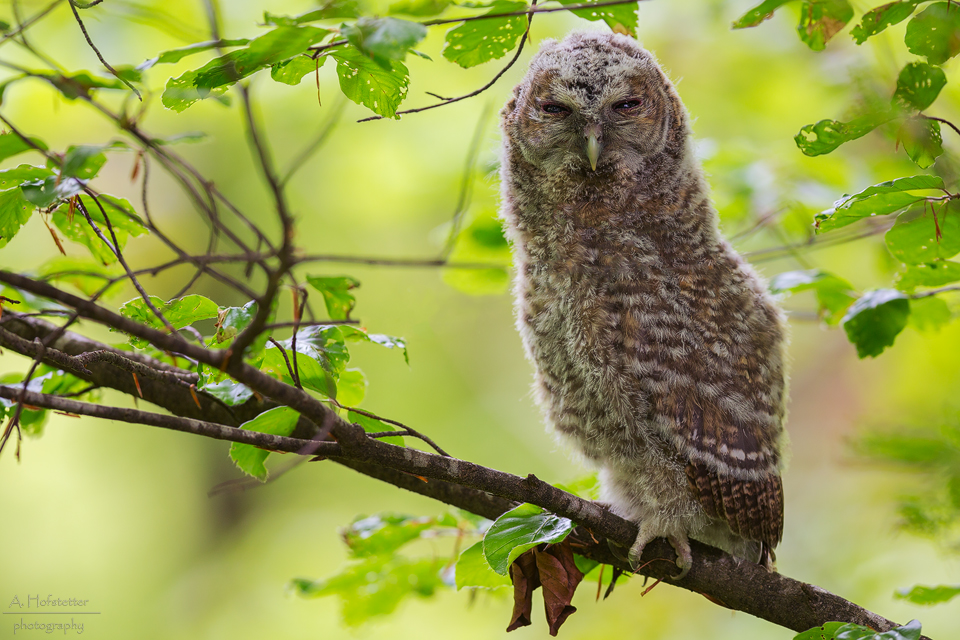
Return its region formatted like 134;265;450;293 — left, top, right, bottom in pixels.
502;32;687;178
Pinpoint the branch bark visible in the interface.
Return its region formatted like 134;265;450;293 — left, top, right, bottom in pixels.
0;294;927;638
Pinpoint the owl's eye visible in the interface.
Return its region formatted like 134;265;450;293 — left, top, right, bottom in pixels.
540;102;570;115
612;99;642;111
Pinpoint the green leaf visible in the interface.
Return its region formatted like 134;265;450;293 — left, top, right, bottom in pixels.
336;368;367;406
348;410;405;446
851;1;921;44
264;0;364;25
841;289;911;358
342;513;457;557
483;503;574;575
906;296;951;333
213;301;259;345
229;406;300;481
893;62;947;111
21;176;84;208
884;203;960;265
769;269;857;324
795;110;895;156
896;584;960;606
38;257;122;297
555;473;600;500
814;175;945;233
389;0;452;17
794;620;922;640
896;261;960;291
60;145;108;180
796;0;854;51
51;194;147;265
339;325;409;364
137;38;250;71
0;164;54;190
198;375;254;406
0;131;47;162
558;0;638;36
290;555;445;626
37;70;126;100
455;541;512;590
329;44;410;118
732;0;794;28
0;187;33;249
898;118;942;169
119;294;219;347
905;3;960;65
306;275;360;320
442;2;527;68
271;55;325;85
163;27;329;111
342;17;427;67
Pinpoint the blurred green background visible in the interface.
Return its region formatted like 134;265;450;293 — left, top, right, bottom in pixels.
1;0;958;638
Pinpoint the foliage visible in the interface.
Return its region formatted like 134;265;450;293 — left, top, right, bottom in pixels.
794;620;922;640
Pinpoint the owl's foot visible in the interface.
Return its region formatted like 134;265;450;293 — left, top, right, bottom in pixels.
626;527;692;581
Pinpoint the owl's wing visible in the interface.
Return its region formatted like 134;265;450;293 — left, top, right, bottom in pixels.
661;393;784;551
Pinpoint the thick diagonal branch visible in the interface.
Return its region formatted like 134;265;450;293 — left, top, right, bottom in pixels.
0;286;925;637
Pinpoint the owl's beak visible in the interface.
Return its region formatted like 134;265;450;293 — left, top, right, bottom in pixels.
584;123;602;171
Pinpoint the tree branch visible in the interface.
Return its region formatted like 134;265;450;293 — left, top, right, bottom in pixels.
0;291;926;638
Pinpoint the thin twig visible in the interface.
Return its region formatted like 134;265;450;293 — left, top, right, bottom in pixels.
441;102;493;259
268;337;302;390
67;0;142;99
356;0;540;123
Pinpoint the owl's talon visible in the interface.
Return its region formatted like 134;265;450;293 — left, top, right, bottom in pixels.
668;534;693;581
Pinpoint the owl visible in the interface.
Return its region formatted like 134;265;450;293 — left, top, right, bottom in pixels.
499;31;787;578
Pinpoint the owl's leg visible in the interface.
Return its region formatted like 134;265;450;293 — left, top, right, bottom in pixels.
627;526;692;580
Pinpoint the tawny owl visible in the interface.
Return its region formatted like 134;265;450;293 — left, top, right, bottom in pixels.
499;31;787;578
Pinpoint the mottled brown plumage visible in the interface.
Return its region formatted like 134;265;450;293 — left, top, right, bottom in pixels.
499;32;788;577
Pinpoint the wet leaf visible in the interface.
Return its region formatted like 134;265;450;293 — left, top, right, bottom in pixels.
342;513;457;557
0;187;33;249
851;1;921;44
455;541;512;590
60;145;108;180
558;0;638;37
197;367;254;406
896;261;960;291
769;269;857;324
290;555;445;626
137;38;250;71
906;296;951;333
814;175;944;233
442;1;527;68
229;406;300;480
0;131;48;162
264;0;364;25
732;0;793;28
905;3;960;65
841;289;911;358
794;620;922;640
271;55;324;85
483;503;574;575
898;118;942;169
796;0;854;51
884;203;960;265
895;584;960;606
306;275;360;320
329;44;410;118
341;17;427;67
389;0;452;17
21;176;84;208
893;62;947;111
119;294;219;347
795;110;895;156
163;27;329;111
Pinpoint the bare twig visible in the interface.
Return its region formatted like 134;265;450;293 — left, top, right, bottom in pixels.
66;0;142;99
